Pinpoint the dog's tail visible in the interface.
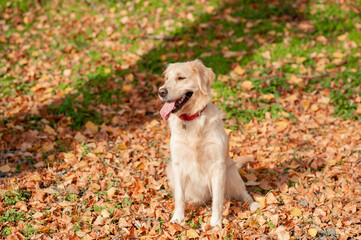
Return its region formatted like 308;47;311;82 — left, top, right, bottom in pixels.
233;155;254;169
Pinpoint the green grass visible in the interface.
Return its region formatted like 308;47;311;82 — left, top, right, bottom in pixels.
0;209;26;223
0;74;35;98
22;223;38;239
1;226;11;236
47;66;131;129
2;189;32;206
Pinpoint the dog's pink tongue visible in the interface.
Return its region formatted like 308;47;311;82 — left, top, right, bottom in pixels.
160;101;175;121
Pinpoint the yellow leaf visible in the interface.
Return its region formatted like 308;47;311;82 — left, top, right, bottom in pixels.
337;32;348;41
296;57;307;63
125;73;134;81
149;120;159;127
89;183;101;191
326;159;337;166
31;51;39;57
85;121;98;133
308;228;318;237
233;65;246;76
122;84;133;92
116;144;127;150
261;93;275;101
63;69;72;77
315;35;327;43
333;51;343;58
241;80;254;91
104;68;111;74
253;196;266;209
238;168;247;176
19;59;28;65
63;152;75;159
290;207;302;217
276;121;288;128
41;226;50;233
160;54;166;61
186;228;199;238
206;6;215;14
288;75;302;85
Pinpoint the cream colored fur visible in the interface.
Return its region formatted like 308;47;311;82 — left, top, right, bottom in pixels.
159;60;260;227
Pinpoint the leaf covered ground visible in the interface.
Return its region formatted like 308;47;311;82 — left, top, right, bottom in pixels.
0;0;361;239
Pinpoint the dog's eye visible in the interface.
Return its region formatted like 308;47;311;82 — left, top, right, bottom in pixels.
178;76;186;80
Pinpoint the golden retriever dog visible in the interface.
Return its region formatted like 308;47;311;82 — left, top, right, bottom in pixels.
158;59;261;227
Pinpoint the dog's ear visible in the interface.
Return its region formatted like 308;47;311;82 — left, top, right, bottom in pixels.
192;59;215;95
162;63;173;79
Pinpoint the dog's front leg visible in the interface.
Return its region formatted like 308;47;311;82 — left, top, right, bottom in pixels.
170;161;185;223
210;163;226;227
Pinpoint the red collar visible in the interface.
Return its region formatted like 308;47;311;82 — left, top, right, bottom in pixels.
178;105;207;121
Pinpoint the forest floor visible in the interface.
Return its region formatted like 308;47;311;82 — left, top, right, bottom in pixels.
0;0;361;239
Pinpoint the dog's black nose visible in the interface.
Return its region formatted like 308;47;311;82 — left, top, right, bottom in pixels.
158;88;168;98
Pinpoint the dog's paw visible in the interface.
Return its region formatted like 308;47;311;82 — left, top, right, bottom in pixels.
170;213;184;224
210;216;222;228
250;202;261;212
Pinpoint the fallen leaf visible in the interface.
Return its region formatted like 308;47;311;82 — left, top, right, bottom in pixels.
261;51;271;60
89;183;101;191
233;65;246;76
85;121;98;134
42;142;54;152
290;207;302;217
287;75;302;85
116;144;127;150
337;32;348;41
275;121;289;129
261;93;275;101
241;80;254;91
186;228;199;238
101;209;110;218
41;226;51;233
93;216;106;226
296;57;307;63
63;69;72;77
273;226;290;240
266;191;278;205
0;165;11;173
107;187;117;198
333;51;344;58
122;84;133;92
32;212;44;219
308;228;318;237
316;35;327;43
44;125;57;135
74;132;87;142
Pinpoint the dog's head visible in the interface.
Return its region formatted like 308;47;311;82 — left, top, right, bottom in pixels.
158;59;215;121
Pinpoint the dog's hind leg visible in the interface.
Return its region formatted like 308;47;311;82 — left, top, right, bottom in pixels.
225;161;261;212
